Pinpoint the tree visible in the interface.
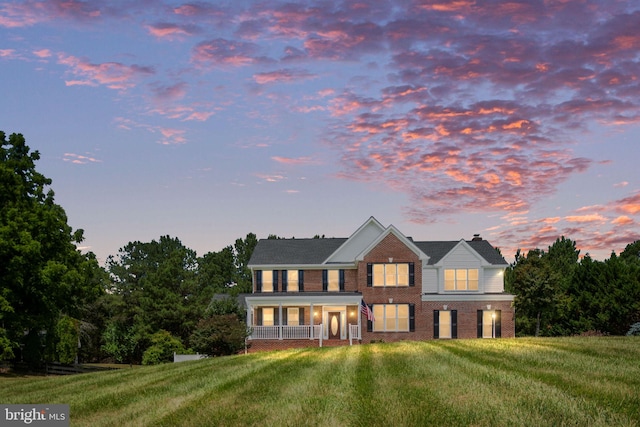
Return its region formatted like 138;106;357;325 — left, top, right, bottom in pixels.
105;236;200;362
233;233;258;293
197;245;236;297
0;131;105;363
506;249;560;336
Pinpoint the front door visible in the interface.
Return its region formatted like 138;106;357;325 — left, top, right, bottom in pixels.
328;312;341;339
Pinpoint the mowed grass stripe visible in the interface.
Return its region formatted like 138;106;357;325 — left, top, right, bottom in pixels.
1;337;639;426
441;338;640;423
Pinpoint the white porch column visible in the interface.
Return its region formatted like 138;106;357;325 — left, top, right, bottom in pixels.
278;303;283;340
358;300;362;340
309;303;314;339
247;304;253;336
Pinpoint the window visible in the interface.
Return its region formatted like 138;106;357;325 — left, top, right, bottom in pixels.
479;310;501;338
372;304;410;332
262;271;273;293
433;310;457;339
328;270;339;292
323;269;343;292
444;269;479;291
287;307;299;325
287;270;298;292
262;308;274;326
372;263;410;287
439;311;451;338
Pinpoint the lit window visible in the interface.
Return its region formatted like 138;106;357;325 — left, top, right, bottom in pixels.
262;271;273;293
287;307;299;326
287;270;298;292
483;310;494;338
328;270;339;292
373;264;410;287
372;304;410;332
444;269;479;291
439;311;451;339
262;308;274;326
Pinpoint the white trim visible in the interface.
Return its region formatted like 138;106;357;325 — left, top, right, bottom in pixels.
433;239;490;267
323;216;386;264
250;263;356;270
355;224;430;263
245;294;363;306
422;293;514;302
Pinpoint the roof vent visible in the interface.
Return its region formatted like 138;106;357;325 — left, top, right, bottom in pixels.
472;234;482;241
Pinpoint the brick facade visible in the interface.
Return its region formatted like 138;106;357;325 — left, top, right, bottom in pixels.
246;218;514;352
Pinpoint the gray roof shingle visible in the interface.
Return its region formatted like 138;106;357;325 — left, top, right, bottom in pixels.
415;240;507;265
249;237;507;266
248;238;347;266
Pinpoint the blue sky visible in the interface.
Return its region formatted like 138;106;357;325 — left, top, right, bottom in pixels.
1;0;639;264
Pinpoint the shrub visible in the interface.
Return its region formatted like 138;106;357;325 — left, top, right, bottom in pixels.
141;330;186;365
190;315;249;357
626;322;640;336
56;315;79;364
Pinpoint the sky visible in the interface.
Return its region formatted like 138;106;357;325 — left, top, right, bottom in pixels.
1;0;639;265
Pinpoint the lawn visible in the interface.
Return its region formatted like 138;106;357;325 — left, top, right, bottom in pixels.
1;337;639;426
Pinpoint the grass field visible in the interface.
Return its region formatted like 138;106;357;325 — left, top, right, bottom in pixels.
1;337;639;426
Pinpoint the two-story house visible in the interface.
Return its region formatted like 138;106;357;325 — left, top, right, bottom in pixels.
243;217;514;352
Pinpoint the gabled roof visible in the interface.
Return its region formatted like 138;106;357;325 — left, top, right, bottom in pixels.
248;238;347;266
247;217;508;267
415;240;507;266
355;224;430;263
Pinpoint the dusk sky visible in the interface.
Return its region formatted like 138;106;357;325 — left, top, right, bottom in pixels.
2;0;639;264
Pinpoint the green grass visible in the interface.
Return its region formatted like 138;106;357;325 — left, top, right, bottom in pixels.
1;337;639;426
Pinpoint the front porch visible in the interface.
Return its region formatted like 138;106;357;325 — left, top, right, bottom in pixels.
243;293;363;349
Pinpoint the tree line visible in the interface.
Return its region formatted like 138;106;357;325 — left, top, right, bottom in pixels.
506;237;640;337
2;132;639;367
1;132;255;366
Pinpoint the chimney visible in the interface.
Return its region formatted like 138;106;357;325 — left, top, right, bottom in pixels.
472;234;482;241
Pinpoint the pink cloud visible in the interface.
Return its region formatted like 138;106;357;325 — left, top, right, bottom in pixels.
146;22;198;39
192;38;263;67
0;0;102;28
62;153;101;164
58;53;154;90
0;49;17;58
612;215;634;226
614;192;640;215
253;68;316;84
271;156;318;165
564;214;608;223
158;127;187;145
32;49;51;58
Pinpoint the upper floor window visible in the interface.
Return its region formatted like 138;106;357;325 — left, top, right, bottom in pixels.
444;268;478;291
285;270;299;292
261;270;274;293
367;263;414;287
323;269;344;292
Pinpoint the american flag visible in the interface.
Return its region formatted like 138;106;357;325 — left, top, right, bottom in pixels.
361;300;375;322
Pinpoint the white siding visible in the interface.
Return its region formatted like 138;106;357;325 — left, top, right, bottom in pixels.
326;221;384;263
483;268;505;293
442;243;483;269
422;268;438;293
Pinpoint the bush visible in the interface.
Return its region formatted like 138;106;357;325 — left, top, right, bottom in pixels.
56;315;79;364
626;322;640;336
142;330;186;365
190;315;249;357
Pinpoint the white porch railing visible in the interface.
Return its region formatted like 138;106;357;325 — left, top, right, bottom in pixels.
250;325;323;340
349;324;360;344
